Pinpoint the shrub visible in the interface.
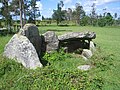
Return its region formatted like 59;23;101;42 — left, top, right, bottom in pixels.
43;49;72;61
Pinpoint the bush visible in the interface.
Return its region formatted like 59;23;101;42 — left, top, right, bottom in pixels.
43;49;72;61
98;18;106;27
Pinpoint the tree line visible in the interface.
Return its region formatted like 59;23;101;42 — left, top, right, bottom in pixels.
52;1;120;27
0;0;120;31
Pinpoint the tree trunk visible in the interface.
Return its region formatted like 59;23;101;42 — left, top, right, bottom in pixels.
23;0;26;25
33;1;36;24
57;20;59;25
19;0;23;28
4;1;9;32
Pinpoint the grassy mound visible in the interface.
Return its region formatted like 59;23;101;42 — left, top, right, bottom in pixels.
0;26;120;90
0;48;118;90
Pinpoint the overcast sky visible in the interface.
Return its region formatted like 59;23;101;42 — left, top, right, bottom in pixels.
39;0;120;18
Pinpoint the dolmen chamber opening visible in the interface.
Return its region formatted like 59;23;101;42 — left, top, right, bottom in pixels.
3;23;96;69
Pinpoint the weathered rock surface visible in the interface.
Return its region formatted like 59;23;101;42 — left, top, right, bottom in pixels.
3;24;96;69
42;31;59;53
58;31;96;41
4;34;43;69
58;31;96;53
90;41;96;53
77;65;91;71
19;23;42;58
82;49;93;60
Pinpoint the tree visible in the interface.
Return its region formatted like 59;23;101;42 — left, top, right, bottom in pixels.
0;0;12;30
52;1;66;25
72;10;77;25
103;8;107;17
10;0;41;27
98;18;106;27
71;3;85;25
67;8;72;21
113;13;117;26
81;15;91;26
116;16;120;25
10;0;20;20
114;13;117;19
42;15;45;20
0;0;26;30
105;13;113;26
19;0;23;28
28;0;41;24
10;0;24;28
90;3;97;26
75;3;81;25
23;0;28;24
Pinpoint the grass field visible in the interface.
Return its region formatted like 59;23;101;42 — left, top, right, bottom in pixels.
0;26;120;90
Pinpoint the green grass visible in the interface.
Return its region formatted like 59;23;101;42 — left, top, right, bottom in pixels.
0;35;12;54
0;26;120;90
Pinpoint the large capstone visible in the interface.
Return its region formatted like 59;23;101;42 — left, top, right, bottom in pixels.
19;23;42;58
58;31;96;53
42;31;59;53
58;31;96;41
4;34;43;69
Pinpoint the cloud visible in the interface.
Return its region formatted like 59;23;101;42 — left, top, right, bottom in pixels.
36;1;43;10
82;0;120;14
94;0;119;5
84;0;120;6
48;8;52;11
62;4;75;11
62;0;72;4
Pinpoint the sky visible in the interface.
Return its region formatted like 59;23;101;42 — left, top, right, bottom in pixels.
0;0;120;19
38;0;120;19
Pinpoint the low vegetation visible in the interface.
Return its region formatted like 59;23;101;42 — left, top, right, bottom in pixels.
0;26;120;90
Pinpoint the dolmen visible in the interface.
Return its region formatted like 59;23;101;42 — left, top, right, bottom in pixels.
58;31;96;53
58;31;96;60
4;23;96;69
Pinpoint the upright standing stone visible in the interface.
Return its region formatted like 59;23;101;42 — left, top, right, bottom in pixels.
4;34;43;69
90;41;96;53
19;24;42;58
42;31;59;53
